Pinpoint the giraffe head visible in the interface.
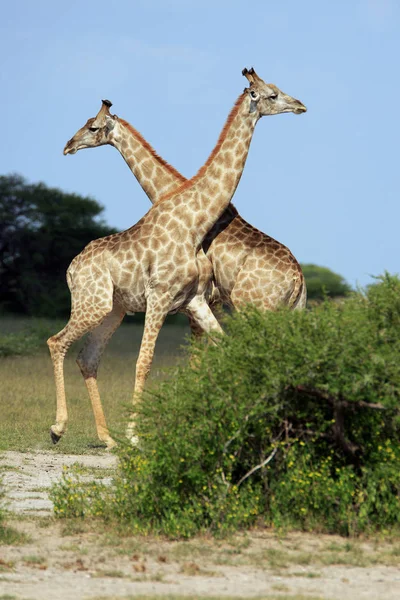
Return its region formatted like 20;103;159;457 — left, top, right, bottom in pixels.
63;100;117;155
242;68;306;117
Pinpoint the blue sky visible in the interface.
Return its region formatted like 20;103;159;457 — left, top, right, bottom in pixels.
1;0;399;287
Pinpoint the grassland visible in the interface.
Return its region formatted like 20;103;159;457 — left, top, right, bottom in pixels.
0;316;190;453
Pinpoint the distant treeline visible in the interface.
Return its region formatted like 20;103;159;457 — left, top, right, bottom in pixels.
0;174;351;319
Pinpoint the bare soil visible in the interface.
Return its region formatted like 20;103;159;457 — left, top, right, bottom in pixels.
1;451;400;600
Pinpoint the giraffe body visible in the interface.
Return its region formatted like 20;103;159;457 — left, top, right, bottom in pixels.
204;205;305;311
51;69;306;447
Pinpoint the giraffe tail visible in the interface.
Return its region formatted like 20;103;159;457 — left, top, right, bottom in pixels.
290;275;307;311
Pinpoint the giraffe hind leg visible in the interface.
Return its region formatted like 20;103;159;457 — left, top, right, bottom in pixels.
76;303;125;449
47;290;114;445
48;318;97;444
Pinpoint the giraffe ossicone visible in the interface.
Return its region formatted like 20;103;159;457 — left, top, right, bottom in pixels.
50;68;306;448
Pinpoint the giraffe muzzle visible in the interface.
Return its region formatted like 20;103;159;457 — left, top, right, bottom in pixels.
292;100;307;114
63;141;78;155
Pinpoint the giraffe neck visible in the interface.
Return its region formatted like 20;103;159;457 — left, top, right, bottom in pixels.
109;120;185;203
164;92;258;246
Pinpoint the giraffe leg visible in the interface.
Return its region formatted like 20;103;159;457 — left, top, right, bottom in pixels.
187;311;206;341
47;289;114;445
126;296;172;444
47;317;101;444
186;296;224;339
181;297;225;373
186;304;223;368
187;304;224;340
76;303;125;449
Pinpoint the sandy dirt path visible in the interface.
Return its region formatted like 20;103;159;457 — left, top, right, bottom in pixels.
0;450;117;515
1;451;400;600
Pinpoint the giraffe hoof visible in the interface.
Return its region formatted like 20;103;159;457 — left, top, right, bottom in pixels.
105;438;117;450
50;427;61;445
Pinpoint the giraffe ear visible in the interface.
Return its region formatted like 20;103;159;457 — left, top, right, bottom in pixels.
247;88;260;113
249;99;258;114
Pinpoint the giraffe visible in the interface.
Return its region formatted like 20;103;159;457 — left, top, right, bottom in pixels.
64;78;307;323
64;99;214;339
50;68;306;448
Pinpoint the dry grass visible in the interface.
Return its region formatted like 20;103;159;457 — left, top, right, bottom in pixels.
0;317;190;454
95;527;400;572
0;524;30;546
1;517;398;600
22;554;47;567
91;596;323;600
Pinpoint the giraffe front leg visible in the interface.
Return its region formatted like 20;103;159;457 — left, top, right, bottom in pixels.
190;249;214;340
187;312;206;341
186;304;223;368
186;295;224;339
127;297;170;445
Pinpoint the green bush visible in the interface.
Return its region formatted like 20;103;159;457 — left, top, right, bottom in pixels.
51;274;400;537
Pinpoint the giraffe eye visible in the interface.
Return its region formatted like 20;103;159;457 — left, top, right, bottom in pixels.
269;94;278;100
250;90;258;100
89;127;99;132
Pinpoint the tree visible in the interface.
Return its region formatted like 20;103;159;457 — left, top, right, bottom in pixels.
301;263;351;301
0;174;116;317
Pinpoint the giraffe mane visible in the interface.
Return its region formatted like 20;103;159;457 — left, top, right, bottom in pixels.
159;92;247;202
118;119;186;184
